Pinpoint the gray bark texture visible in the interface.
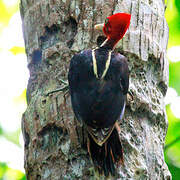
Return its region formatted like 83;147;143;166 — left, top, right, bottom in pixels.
20;0;171;179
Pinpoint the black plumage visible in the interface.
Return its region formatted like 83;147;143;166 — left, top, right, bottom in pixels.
68;46;129;176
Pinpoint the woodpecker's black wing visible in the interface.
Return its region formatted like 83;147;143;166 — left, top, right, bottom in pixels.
68;48;129;176
68;48;129;127
68;50;94;124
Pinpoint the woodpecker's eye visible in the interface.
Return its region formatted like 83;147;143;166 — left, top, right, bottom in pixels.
104;21;111;34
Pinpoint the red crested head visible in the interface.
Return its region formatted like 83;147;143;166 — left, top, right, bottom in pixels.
103;13;131;41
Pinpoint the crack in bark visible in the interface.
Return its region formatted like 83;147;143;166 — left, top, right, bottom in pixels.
139;29;142;59
137;0;140;28
112;0;118;14
91;0;96;44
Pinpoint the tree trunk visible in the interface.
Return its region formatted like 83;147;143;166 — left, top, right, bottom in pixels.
20;0;171;179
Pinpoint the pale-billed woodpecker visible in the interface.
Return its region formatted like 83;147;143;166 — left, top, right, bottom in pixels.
68;13;131;176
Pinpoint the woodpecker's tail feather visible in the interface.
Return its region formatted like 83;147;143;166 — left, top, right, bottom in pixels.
87;127;123;177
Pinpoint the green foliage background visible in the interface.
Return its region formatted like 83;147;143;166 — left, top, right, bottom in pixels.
0;0;179;179
165;0;180;178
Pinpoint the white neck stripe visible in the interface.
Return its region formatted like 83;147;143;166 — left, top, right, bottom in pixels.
92;48;112;79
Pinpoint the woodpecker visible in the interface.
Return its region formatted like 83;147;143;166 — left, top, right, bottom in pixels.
68;13;131;176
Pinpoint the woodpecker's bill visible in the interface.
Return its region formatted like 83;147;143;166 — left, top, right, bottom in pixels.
68;13;131;176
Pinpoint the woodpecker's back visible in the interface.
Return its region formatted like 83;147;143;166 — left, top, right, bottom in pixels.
68;46;129;176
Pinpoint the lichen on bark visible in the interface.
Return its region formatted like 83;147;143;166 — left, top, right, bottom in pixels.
20;0;171;179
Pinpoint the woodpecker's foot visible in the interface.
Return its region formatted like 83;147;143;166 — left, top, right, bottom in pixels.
127;90;134;102
58;79;68;85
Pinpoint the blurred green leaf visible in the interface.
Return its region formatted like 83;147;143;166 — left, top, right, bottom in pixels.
175;0;180;14
0;162;26;180
0;126;3;136
0;0;19;34
169;61;180;95
165;105;180;143
0;162;8;179
165;162;180;180
165;105;180;178
4;169;26;180
3;128;21;146
165;0;180;48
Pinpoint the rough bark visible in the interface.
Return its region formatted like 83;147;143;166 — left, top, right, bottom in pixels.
20;0;171;179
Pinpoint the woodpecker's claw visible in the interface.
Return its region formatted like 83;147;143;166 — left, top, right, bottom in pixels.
59;79;68;85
